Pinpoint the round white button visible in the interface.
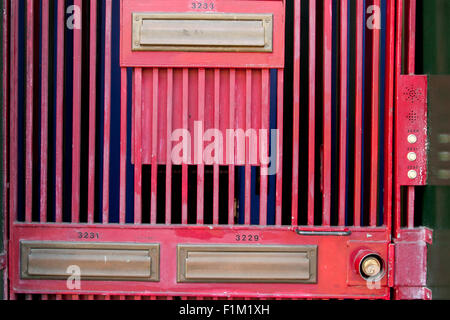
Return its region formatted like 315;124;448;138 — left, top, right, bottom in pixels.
408;134;418;144
408;170;418;180
407;152;417;162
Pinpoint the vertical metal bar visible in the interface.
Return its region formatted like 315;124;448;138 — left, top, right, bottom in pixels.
151;68;159;224
40;0;49;223
119;68;127;224
276;69;284;226
292;0;301;227
166;68;173;225
407;187;415;228
260;69;270;226
72;0;82;223
308;0;316;226
354;0;364;227
370;0;381;226
3;0;9;299
228;69;236;225
394;0;403;232
384;0;395;231
323;0;332;226
134;68;143;224
55;0;65;223
102;0;112;224
182;68;189;225
213;69;220;225
245;69;252;225
88;0;97;224
25;0;34;223
197;68;205;225
338;0;348;226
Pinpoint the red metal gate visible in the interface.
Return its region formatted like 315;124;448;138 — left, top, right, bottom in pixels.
1;0;431;300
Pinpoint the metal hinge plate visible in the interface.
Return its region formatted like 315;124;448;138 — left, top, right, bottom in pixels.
394;228;433;300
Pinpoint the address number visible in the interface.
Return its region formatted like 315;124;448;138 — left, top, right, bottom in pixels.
236;234;260;242
77;232;100;240
192;2;215;10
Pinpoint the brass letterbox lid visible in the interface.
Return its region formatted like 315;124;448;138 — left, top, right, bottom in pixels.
132;12;273;52
177;245;317;283
21;241;160;282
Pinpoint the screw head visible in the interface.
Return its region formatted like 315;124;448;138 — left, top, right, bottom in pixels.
407;152;417;162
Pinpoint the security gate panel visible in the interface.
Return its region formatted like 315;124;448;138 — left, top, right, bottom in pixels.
2;0;433;300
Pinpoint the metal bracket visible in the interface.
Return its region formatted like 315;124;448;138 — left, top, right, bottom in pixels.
394;227;433;300
0;252;6;271
295;229;352;237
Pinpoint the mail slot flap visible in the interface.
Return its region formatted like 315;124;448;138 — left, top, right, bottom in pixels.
120;0;285;68
21;241;160;282
178;245;317;283
133;13;273;52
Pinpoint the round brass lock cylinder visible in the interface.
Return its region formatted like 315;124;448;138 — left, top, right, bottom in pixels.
361;256;382;278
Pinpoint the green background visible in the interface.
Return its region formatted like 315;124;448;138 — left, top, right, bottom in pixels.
417;0;450;300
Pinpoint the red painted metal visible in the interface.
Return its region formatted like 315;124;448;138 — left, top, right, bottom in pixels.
322;0;332;227
338;0;348;227
182;68;189;225
165;68;173;225
120;1;285;69
40;0;49;223
291;0;300;227
25;0;34;223
151;68;159;224
228;69;236;225
384;0;396;232
55;0;65;223
370;0;381;227
2;0;9;300
307;0;316;226
275;70;284;227
134;68;143;224
9;224;390;299
395;76;428;189
120;68;127;224
72;0;82;223
354;0;364;227
102;0;112;224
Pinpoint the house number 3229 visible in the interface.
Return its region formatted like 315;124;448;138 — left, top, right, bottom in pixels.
192;2;215;10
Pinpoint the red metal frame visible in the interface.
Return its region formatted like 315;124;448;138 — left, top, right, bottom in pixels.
0;0;433;300
2;0;9;300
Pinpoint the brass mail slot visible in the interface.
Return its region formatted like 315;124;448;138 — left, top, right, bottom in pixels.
177;245;317;283
21;241;160;282
132;13;273;52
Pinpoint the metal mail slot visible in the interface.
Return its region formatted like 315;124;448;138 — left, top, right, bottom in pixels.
20;241;160;282
132;13;273;52
177;245;317;283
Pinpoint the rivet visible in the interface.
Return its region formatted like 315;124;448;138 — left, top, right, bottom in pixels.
408;134;418;144
361;257;382;278
407;152;417;162
408;170;418;180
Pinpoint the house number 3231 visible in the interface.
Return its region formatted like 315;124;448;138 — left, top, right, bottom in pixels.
191;2;215;10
